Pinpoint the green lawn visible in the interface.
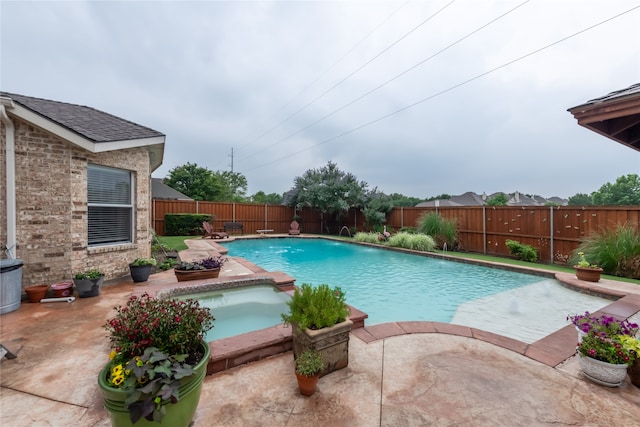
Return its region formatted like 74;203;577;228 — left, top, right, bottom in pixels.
154;235;199;251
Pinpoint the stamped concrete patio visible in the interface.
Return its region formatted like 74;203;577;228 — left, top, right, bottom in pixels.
1;238;639;426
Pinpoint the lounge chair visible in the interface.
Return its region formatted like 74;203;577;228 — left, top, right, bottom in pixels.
202;221;228;239
289;220;301;235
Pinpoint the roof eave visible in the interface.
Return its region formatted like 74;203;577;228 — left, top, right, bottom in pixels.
4;101;166;169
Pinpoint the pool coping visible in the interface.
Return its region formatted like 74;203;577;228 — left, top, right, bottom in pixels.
152;236;640;374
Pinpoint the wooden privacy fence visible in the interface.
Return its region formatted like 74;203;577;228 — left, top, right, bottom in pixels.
152;200;639;264
152;200;322;236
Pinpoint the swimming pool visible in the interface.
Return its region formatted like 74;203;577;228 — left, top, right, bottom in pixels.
176;284;291;341
226;238;611;343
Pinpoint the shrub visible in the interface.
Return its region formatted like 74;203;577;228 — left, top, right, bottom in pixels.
353;232;381;244
416;213;457;249
281;283;349;330
571;223;640;279
387;232;435;252
505;239;538;262
164;213;212;236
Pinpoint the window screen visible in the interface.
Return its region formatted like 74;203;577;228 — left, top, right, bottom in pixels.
87;164;134;246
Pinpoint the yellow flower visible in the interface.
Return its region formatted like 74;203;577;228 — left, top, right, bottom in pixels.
111;364;123;376
111;374;124;386
109;350;117;360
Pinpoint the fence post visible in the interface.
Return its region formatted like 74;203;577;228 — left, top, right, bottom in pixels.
264;204;268;230
482;205;487;254
233;202;236;222
549;205;554;263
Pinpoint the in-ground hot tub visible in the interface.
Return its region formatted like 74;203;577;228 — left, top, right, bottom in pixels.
159;279;291;341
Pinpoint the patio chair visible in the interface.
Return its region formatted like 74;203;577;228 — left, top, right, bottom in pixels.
202;221;228;239
289;220;301;235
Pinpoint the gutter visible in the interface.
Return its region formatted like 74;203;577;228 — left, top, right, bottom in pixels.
0;96;16;258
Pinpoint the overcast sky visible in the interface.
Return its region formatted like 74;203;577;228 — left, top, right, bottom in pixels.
2;0;639;199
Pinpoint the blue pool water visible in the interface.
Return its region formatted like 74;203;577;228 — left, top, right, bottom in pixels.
226;239;554;325
179;285;291;341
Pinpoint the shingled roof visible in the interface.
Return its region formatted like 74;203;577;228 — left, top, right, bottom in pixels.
567;83;640;152
1;91;164;142
0;91;165;171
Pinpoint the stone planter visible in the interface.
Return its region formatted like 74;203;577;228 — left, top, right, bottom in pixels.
574;266;603;282
73;276;104;298
98;342;210;427
292;319;352;377
174;268;220;282
578;353;629;387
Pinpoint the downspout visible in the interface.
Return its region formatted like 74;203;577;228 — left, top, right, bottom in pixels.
0;97;17;259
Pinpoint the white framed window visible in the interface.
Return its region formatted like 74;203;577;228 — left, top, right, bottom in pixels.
87;164;134;246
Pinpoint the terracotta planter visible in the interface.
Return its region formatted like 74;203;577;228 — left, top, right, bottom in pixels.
292;319;352;377
574;266;603;282
295;371;319;396
25;285;49;303
174;268;220;282
628;359;640;388
73;276;104;298
98;342;210;427
578;353;628;386
51;281;73;298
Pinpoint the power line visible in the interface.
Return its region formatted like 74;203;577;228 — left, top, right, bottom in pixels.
235;1;410;153
240;0;529;163
238;0;456;161
243;4;640;172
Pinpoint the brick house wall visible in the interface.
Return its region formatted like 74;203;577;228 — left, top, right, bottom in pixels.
1;116;152;289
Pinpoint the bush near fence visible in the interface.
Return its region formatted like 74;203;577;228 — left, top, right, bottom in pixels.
165;213;213;236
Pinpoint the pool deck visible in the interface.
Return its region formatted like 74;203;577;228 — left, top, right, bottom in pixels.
1;236;639;426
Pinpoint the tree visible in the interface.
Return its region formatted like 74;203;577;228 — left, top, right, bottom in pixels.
388;193;425;207
251;191;283;205
215;170;248;202
591;174;640;206
362;190;393;231
424;193;452;202
486;192;508;206
567;193;593;206
164;163;224;201
284;161;368;233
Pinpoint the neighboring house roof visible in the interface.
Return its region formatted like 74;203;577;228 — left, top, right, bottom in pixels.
151;178;192;200
567;83;640;152
415;191;567;207
0;91;165;170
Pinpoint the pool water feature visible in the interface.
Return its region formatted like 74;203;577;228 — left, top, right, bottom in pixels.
226;238;612;343
177;285;291;341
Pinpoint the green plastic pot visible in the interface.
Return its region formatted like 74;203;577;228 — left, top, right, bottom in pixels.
97;342;210;427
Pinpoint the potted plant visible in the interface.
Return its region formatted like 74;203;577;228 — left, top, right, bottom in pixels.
25;284;49;303
73;269;104;298
98;293;214;426
173;256;227;282
573;251;603;282
569;311;639;386
294;349;324;396
281;283;351;377
128;258;157;283
620;334;640;388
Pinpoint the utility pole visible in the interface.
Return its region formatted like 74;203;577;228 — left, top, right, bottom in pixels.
229;147;234;172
